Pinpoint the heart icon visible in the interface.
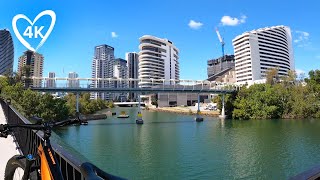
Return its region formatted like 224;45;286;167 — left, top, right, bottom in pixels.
12;10;56;52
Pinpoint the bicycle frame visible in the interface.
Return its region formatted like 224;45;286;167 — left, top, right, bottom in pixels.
2;121;69;180
38;142;64;180
22;133;64;180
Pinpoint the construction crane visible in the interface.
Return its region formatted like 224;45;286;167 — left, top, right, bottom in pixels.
215;28;225;71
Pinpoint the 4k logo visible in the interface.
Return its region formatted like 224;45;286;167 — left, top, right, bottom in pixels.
12;10;56;52
23;26;45;38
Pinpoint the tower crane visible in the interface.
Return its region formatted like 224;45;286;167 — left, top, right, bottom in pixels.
215;28;225;71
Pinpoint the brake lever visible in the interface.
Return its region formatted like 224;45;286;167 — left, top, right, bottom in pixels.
0;124;6;131
0;124;9;138
0;131;8;138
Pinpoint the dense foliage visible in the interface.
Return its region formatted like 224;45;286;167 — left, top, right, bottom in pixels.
0;75;114;121
212;68;320;120
228;69;320;120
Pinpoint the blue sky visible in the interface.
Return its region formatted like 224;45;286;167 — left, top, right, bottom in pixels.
0;0;319;79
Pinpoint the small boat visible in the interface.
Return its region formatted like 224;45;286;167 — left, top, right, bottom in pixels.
117;111;129;118
136;119;144;124
136;112;144;124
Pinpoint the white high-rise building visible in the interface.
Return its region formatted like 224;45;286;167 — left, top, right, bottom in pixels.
91;45;115;100
138;35;179;87
232;25;294;84
47;72;56;88
113;58;128;101
68;72;79;88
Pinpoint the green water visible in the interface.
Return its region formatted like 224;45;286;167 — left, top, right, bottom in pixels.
54;107;320;179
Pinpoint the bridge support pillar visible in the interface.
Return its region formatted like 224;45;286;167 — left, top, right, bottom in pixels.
219;94;226;119
195;93;203;122
76;93;80;118
136;93;144;124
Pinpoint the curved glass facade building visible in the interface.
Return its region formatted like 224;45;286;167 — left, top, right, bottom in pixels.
232;25;294;84
0;29;14;75
138;35;179;88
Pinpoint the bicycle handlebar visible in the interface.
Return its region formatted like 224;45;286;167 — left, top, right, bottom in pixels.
0;118;83;135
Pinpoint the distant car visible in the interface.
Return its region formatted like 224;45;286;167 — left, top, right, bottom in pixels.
208;106;217;111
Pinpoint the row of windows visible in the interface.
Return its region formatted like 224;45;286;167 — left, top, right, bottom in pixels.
236;70;252;75
235;45;250;54
261;31;287;44
269;28;287;39
142;46;166;53
235;50;251;58
173;49;179;55
140;52;162;58
141;39;167;46
258;32;288;46
260;51;290;63
234;42;250;51
261;71;287;76
259;48;290;60
233;35;250;46
237;76;252;82
236;62;251;68
236;57;251;64
260;62;290;71
258;36;288;49
258;43;289;55
259;47;289;59
236;66;252;71
260;66;288;73
236;54;251;61
260;55;290;65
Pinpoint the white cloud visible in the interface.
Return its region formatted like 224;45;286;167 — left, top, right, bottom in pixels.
220;15;247;26
188;20;203;29
294;31;309;47
111;32;118;38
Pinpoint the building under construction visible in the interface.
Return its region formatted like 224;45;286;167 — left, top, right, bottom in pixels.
207;55;235;82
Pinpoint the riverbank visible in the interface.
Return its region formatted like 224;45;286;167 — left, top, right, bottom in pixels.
148;106;220;117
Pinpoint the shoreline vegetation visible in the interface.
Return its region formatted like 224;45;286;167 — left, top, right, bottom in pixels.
215;69;320;120
0;74;114;122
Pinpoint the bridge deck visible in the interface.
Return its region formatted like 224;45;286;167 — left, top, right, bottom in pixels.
30;87;235;94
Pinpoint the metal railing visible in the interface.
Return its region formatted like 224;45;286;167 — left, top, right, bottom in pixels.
0;99;125;180
289;165;320;180
26;77;239;94
29;77;239;89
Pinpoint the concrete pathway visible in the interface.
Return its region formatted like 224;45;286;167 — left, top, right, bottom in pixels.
0;104;20;178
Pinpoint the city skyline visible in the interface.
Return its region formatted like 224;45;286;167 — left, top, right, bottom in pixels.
0;0;319;80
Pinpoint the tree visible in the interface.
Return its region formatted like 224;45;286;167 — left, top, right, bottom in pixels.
2;82;24;102
266;67;279;85
213;91;237;119
37;94;68;121
232;84;284;119
65;93;76;116
20;89;41;117
20;65;32;88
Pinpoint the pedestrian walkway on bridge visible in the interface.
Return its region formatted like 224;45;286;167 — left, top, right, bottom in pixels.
0;103;19;178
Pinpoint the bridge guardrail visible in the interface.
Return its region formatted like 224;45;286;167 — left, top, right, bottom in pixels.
0;98;125;180
289;165;320;180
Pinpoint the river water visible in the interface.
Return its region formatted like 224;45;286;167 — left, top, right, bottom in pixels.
54;107;320;179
